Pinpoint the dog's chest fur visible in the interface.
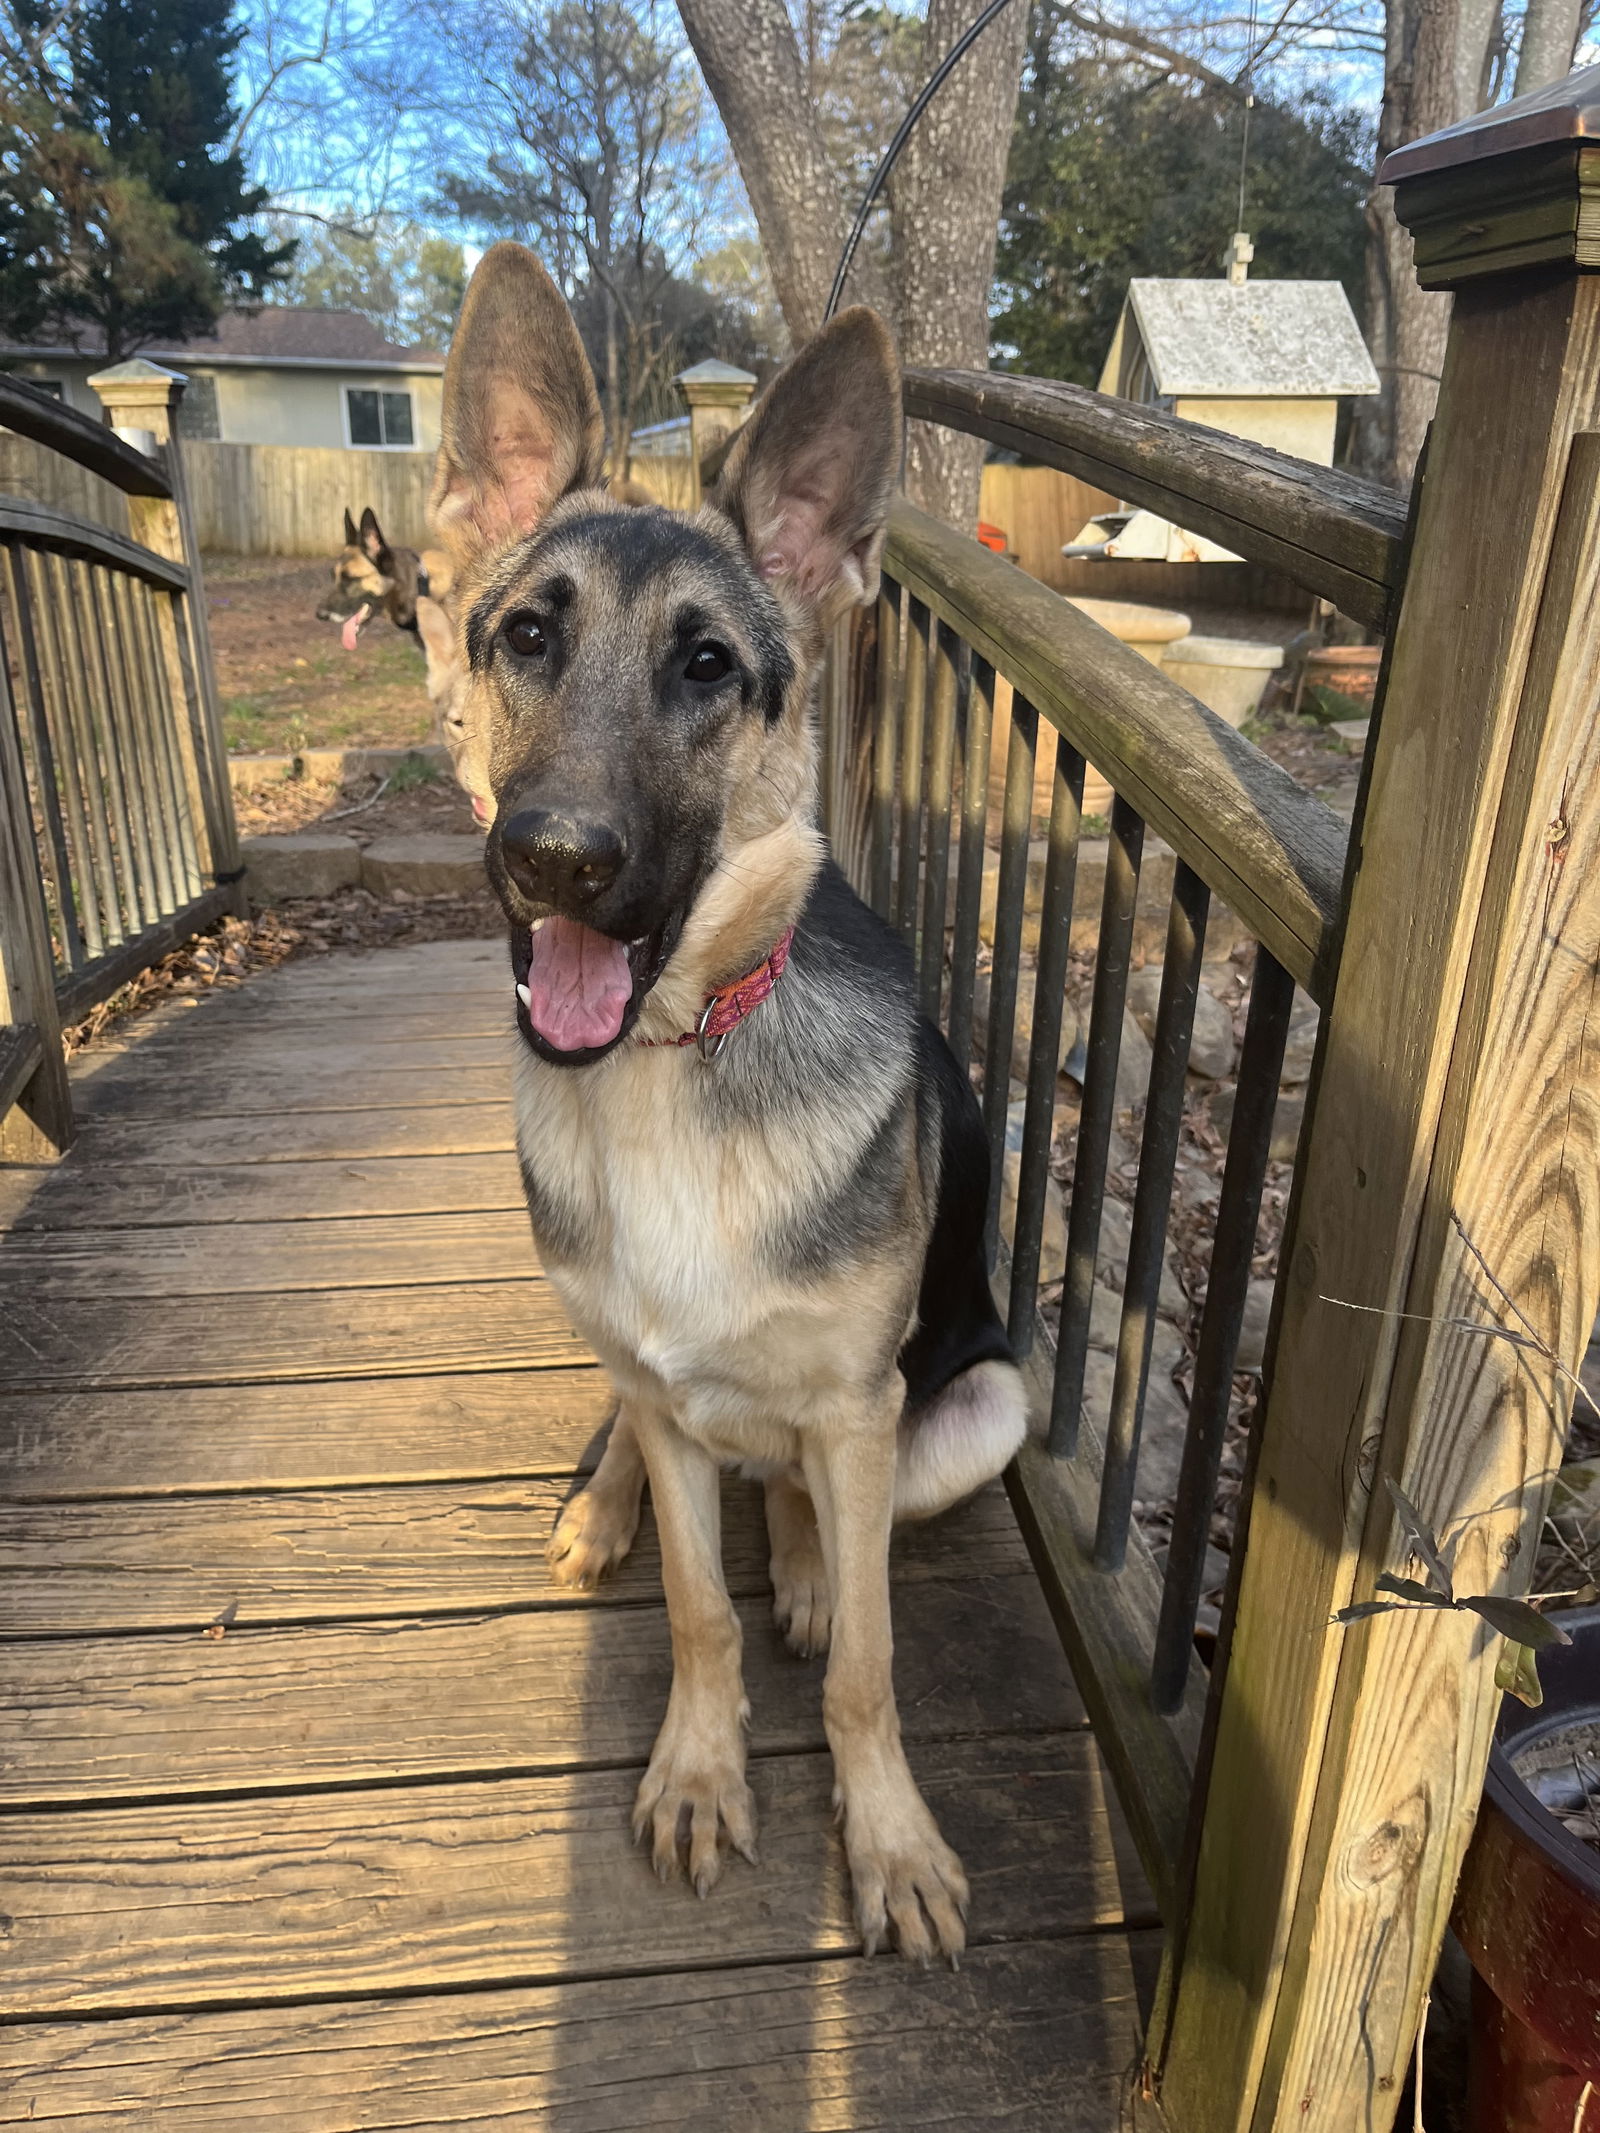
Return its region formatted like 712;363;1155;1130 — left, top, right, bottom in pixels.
512;1032;919;1460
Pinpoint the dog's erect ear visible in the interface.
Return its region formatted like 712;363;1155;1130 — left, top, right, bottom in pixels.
343;507;359;548
430;242;605;570
358;508;390;568
712;308;900;624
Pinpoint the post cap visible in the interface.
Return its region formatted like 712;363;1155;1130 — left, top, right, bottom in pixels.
87;357;189;402
1384;63;1600;288
675;357;758;408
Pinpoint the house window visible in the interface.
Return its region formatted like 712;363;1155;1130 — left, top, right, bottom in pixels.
344;387;415;449
176;374;220;440
29;378;64;399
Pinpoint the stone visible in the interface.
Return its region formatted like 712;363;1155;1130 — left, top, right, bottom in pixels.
1086;1190;1188;1323
1280;996;1321;1086
228;753;298;790
1115;1009;1153;1112
1236;1277;1276;1372
1000;1144;1069;1288
242;831;360;903
1175;1160;1221;1214
360;834;488;899
972;967;1082;1084
978;835;1179;963
1208;1084;1306;1165
299;743;451;786
1125;966;1237;1080
1078;1347;1190;1503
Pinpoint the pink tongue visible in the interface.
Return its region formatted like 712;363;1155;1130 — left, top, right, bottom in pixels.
341;603;371;651
523;917;634;1052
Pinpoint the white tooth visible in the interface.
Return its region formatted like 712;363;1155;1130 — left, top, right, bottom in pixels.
516;984;531;1008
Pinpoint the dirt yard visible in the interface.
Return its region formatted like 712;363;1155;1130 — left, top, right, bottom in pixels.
204;553;438;757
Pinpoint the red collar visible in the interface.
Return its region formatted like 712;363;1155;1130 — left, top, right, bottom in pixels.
636;927;795;1058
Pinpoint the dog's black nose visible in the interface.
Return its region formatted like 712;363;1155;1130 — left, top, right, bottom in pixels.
499;807;624;907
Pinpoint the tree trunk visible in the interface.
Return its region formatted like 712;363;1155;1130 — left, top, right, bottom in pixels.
1355;0;1500;488
1515;0;1583;92
675;0;887;340
676;0;1026;531
891;0;1029;530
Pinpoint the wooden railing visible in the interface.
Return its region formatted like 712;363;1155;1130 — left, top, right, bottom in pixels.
825;63;1600;2133
0;364;241;1159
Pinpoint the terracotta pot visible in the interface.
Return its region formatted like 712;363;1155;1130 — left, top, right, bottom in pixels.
1454;1603;1600;2132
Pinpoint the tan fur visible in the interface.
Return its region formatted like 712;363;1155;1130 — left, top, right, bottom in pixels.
434;243;1017;1965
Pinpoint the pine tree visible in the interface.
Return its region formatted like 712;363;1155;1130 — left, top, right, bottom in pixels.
0;0;294;359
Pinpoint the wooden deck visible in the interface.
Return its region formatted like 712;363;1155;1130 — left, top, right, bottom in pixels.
0;938;1156;2129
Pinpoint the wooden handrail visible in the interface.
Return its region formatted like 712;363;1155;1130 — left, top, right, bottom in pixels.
885;499;1347;1001
0;374;174;500
0;495;189;591
903;367;1408;628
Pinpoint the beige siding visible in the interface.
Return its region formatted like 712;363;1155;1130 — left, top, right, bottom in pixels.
1170;394;1339;465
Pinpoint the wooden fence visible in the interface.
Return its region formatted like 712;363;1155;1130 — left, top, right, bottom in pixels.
0;366;240;1159
822;71;1600;2132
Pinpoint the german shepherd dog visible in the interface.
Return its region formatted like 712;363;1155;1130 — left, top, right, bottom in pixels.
432;243;1027;1964
317;506;456;648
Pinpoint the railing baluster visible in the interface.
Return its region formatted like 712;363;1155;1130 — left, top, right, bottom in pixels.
129;577;203;903
1096;861;1210;1569
114;570;181;917
895;599;929;949
4;542;83;971
20;544;106;965
1008;739;1086;1349
869;578;901;922
37;551;122;956
982;692;1039;1264
58;558;141;940
946;654;995;1076
1049;791;1145;1455
86;568;161;925
917;620;960;1022
1151;948;1294;1712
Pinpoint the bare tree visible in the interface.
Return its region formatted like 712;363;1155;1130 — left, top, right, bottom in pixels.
677;0;1028;527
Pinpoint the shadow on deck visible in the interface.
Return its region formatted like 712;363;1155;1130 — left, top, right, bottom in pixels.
0;938;1157;2129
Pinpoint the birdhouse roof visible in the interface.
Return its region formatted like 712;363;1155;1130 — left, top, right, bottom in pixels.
1120;279;1379;397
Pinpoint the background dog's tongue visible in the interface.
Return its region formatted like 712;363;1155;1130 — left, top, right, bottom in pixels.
340;603;371;651
523;917;633;1051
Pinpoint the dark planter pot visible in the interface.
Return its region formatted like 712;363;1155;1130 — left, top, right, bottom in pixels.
1454;1603;1600;2132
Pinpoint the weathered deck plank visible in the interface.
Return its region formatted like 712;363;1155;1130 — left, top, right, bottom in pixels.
0;1477;1028;1633
0;1369;615;1497
0;1209;539;1296
0;1734;1135;2018
0;1937;1156;2132
0;1278;584;1389
0;1149;526;1228
0;1575;1085;1804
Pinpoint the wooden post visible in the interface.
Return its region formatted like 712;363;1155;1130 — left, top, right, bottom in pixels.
675;359;757;509
87;360;245;915
1154;68;1600;2133
0;653;72;1159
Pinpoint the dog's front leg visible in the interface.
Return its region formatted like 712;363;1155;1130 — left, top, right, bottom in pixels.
803;1397;969;1964
547;1402;646;1589
632;1409;756;1894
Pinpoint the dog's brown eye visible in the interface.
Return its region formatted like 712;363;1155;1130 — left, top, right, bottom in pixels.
504;615;546;659
685;642;733;685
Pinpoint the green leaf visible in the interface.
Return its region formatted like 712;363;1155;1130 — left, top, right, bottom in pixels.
1385;1477;1455;1599
1330;1600;1406;1625
1375;1574;1456;1608
1496;1640;1545;1708
1461;1595;1573;1648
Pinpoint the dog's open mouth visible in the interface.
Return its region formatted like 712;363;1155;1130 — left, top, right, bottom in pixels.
512;914;680;1064
340;603;372;651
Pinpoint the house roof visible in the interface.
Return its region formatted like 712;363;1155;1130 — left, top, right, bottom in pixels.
1123;280;1379;398
0;308;445;374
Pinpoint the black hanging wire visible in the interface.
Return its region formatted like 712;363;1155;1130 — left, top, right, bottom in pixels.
824;0;1025;323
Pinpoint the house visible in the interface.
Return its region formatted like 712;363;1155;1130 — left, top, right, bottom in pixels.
1073;274;1381;564
1097;275;1379;464
0;309;445;454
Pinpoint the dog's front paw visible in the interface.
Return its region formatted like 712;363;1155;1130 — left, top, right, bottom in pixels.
771;1532;831;1657
633;1716;757;1897
839;1778;969;1966
547;1480;641;1589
